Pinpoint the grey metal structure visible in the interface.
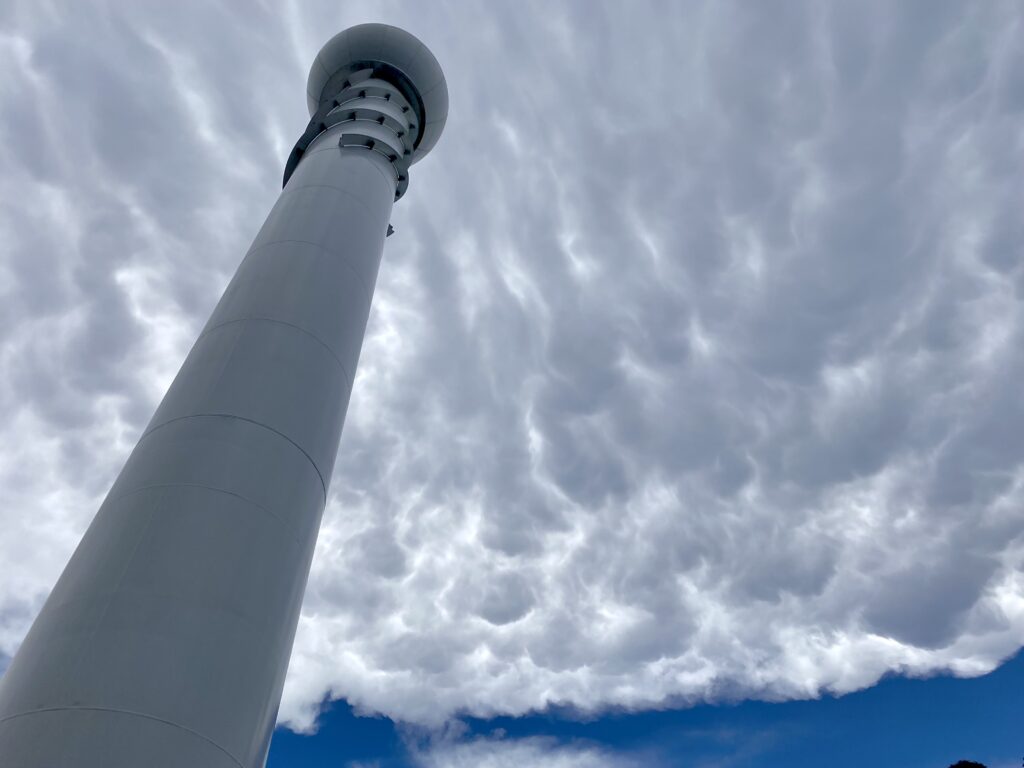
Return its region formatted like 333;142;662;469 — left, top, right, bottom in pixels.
0;23;447;768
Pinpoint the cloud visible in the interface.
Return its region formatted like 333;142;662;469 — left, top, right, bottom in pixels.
1;0;1023;736
410;734;639;768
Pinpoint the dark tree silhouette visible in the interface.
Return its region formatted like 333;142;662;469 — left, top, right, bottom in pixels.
947;761;987;768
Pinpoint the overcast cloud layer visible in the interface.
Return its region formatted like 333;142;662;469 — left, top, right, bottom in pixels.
1;0;1023;744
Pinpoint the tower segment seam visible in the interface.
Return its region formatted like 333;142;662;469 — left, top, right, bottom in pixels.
140;414;329;504
197;317;354;386
0;707;244;768
295;142;399;190
241;238;376;300
103;483;305;546
273;182;378;219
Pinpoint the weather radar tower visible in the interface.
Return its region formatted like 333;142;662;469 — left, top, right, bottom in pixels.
0;23;447;768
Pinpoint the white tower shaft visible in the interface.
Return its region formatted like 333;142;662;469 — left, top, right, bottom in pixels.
0;24;447;768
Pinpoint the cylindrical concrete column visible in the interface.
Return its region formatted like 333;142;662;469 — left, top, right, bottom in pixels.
0;23;447;768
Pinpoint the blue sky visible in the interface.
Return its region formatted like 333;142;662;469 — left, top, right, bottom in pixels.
269;651;1022;767
1;0;1023;765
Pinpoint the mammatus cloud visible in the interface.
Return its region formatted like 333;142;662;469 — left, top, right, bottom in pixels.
1;0;1023;740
